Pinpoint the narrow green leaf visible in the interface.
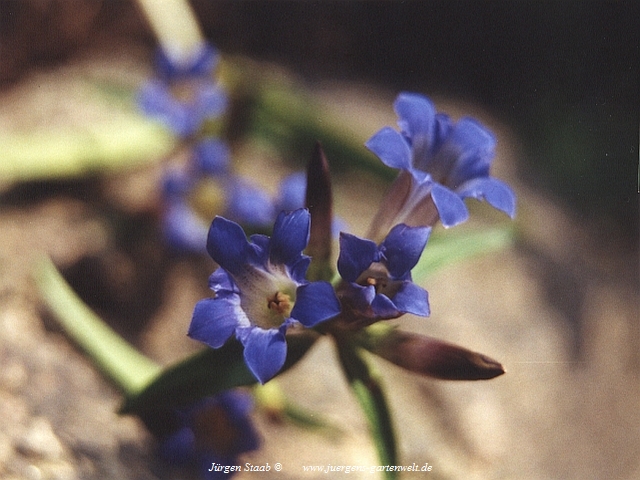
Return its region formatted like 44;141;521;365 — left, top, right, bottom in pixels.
412;225;514;284
336;339;398;479
34;256;162;396
121;330;319;416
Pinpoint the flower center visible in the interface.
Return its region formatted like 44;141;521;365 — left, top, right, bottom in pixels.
267;291;293;318
170;78;200;104
357;263;402;299
235;267;298;330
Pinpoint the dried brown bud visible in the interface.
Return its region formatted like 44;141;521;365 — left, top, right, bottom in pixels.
370;330;505;380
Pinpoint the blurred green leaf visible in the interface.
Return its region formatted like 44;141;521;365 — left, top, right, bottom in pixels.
251;85;395;181
34;256;162;396
0;116;175;182
412;225;515;284
121;330;319;416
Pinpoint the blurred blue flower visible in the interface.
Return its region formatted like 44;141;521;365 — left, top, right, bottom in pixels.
160;139;280;253
162;200;209;254
337;224;430;323
365;92;516;230
138;44;228;137
158;390;259;478
194;138;231;176
274;172;307;213
189;209;341;383
225;178;276;229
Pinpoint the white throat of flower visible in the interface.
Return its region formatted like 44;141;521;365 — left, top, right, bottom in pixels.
233;264;298;329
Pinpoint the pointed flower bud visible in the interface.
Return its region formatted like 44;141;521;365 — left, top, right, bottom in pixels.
368;329;505;380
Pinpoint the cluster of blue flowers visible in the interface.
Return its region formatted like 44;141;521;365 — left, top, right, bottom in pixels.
139;44;308;254
138;43;515;477
189;90;516;384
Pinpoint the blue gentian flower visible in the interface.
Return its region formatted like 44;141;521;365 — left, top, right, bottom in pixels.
189;209;341;383
365;92;516;232
138;44;228;137
161;138;280;253
158;390;259;478
337;224;430;323
225;178;276;229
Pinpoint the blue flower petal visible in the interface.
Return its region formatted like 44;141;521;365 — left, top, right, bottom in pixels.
430;183;469;228
188;297;241;348
269;209;310;266
458;177;517;218
365;127;413;171
242;326;288;383
394;92;436;160
381;224;431;278
207;216;253;274
163;201;208;253
158;427;195;465
394;92;436;137
288;255;311;284
275;172;307;213
162;166;193;198
290;281;341;327
193;139;230;176
370;294;401;319
208;268;239;296
337;232;379;282
432;113;453;152
247;234;270;266
155;44;219;80
137;81;172;117
344;283;376;313
226;180;275;227
447;118;496;186
196;83;228;119
392;281;430;317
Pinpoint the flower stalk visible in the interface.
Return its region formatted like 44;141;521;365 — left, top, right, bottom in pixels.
136;0;205;67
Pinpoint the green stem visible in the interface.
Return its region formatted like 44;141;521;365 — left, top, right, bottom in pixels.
33;256;162;397
335;337;398;479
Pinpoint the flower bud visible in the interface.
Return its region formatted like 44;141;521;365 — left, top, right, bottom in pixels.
369;329;504;380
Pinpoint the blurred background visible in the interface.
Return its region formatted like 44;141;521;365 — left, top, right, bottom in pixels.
0;1;638;479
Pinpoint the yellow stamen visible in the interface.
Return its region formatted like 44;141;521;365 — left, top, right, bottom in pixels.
267;291;292;317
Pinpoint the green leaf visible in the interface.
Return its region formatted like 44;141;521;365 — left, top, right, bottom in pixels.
0;118;175;182
34;256;162;397
412;225;515;284
251;85;395;181
121;330;319;416
336;339;398;479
